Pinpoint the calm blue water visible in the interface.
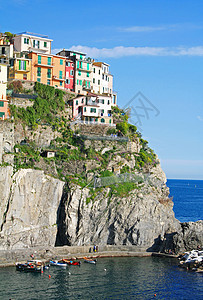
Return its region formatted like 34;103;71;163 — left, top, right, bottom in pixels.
0;180;202;299
167;179;203;222
0;257;202;300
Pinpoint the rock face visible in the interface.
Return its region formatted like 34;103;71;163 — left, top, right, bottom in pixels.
0;168;64;250
172;221;203;252
0;164;201;253
56;170;181;251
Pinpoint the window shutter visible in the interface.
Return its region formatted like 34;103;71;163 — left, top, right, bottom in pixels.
24;61;26;70
19;60;21;70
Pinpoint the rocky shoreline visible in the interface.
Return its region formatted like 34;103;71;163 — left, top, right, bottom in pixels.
0;245;179;267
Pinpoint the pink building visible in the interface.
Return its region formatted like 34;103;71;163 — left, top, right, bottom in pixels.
65;59;74;91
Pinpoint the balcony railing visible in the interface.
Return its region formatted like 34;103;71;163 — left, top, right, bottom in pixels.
35;61;54;67
52;75;65;81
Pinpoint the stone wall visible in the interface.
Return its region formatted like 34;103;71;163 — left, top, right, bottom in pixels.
0;121;14;164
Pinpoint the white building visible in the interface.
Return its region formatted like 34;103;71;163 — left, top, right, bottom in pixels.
71;94;114;125
13;32;52;54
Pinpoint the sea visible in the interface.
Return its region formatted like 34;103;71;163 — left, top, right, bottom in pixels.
0;179;202;300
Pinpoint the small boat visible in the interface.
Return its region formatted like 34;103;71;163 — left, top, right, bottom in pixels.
16;261;42;273
83;257;97;264
67;260;81;266
50;260;67;268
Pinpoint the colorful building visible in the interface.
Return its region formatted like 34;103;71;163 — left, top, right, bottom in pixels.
65;59;74;91
28;52;65;88
57;50;93;94
0;60;9;119
9;52;31;81
70;93;113;125
13;32;52;54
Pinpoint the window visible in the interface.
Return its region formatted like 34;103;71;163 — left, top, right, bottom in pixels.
0;112;5;118
84;107;86;112
33;40;36;47
37;67;41;77
101;99;104;104
101;109;104;113
23;74;27;80
81;98;84;103
59;70;63;79
60;81;63;86
80;80;82;86
47;57;51;65
37;41;40;48
60;59;63;65
38;55;41;64
70;70;74;76
0;101;4;107
87;73;89;78
47;69;51;78
19;60;26;70
101;118;105;123
66;79;70;84
77;79;79;85
37;78;41;82
76;100;78;105
77;61;80;69
80;55;83;60
68;62;70;67
90;108;96;113
106;75;108;81
98;80;100;85
80;61;83;69
108;77;109;82
109;119;112;124
93;68;95;73
102;74;104;79
44;42;47;47
78;71;81;76
47;79;50;85
99;70;100;75
87;63;89;71
2;47;5;55
93;78;95;83
24;38;29;44
108;100;110;105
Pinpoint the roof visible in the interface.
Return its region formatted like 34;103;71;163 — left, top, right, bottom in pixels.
15;32;53;41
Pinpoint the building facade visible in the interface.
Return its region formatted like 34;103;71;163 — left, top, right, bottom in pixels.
13;32;52;54
65;59;74;91
28;52;65;88
0;61;9;119
56;50;93;95
70;94;113;124
9;52;31;81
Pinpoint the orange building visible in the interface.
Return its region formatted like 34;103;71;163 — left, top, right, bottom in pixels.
28;52;65;88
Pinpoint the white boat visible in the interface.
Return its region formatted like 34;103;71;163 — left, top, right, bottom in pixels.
50;260;67;267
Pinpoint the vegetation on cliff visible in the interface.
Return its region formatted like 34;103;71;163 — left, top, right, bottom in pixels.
8;82;159;201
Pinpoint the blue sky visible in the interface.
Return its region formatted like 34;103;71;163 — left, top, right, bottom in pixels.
1;0;203;179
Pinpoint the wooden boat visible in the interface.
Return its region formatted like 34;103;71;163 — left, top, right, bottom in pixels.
83;257;97;264
67;260;81;266
50;260;67;268
16;262;42;273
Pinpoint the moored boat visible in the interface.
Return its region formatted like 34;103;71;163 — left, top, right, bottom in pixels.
83;257;97;264
50;260;67;267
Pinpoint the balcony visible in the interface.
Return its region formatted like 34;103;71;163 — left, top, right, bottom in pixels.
35;61;54;68
53;75;65;81
15;65;31;72
77;67;92;72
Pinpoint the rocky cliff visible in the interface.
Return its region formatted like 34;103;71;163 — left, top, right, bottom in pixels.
0;167;64;250
0;163;185;252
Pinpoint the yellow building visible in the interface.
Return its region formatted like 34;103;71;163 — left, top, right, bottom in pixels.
9;53;31;81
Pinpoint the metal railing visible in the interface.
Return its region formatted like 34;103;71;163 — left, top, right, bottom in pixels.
93;172;144;188
74;133;129;142
71;120;116;127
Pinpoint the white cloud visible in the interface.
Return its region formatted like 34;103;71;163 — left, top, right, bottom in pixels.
119;26;167;32
59;45;203;58
197;116;203;121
